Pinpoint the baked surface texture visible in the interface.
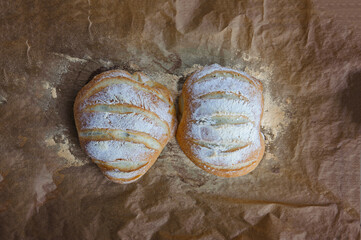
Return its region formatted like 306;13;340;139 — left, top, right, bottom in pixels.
176;64;265;177
74;70;176;183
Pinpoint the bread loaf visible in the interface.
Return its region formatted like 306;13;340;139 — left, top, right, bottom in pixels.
74;70;176;183
176;64;265;177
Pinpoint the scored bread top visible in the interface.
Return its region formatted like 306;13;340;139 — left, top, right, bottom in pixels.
177;64;265;177
74;70;176;183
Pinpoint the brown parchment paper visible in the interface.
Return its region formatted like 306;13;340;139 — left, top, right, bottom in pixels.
0;0;360;239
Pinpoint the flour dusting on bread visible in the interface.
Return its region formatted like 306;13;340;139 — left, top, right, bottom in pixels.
177;64;265;177
82;83;173;124
74;70;176;184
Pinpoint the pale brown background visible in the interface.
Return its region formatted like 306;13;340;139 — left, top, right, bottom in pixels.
0;0;360;239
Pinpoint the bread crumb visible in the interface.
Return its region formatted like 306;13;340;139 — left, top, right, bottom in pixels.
43;82;50;89
42;82;58;99
51;87;57;98
45;137;56;146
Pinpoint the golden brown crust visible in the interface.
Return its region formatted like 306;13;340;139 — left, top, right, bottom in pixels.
176;65;265;178
94;160;148;172
74;70;176;184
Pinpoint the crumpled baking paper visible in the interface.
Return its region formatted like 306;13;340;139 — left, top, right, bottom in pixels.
0;0;359;239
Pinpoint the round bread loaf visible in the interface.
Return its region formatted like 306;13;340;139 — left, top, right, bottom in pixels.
74;70;176;183
176;64;265;177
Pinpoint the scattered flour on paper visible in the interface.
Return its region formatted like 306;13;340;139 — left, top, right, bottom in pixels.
45;134;86;167
263;152;278;162
53;52;88;63
98;59;113;67
243;65;288;139
34;165;57;207
42;81;57;99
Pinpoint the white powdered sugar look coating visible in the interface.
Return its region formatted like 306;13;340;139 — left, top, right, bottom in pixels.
79;111;166;140
185;64;263;167
75;70;177;183
191;131;261;166
191;141;260;166
83;83;173;124
85;140;154;162
187;122;257;143
189;77;257;100
191;98;262;124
